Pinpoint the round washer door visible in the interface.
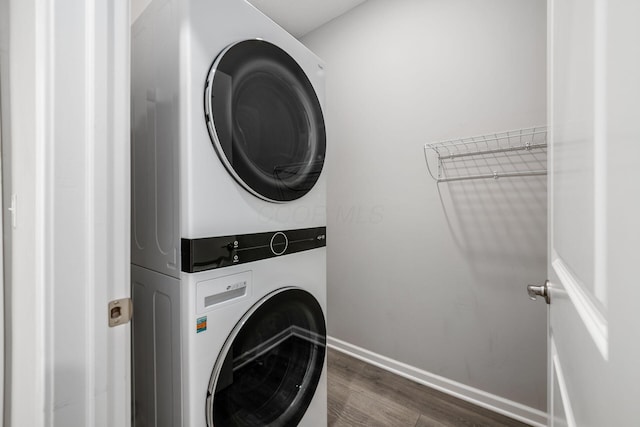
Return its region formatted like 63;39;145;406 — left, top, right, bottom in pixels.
204;39;326;203
206;288;326;427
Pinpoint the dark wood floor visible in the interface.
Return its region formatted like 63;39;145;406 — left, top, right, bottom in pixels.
327;348;531;427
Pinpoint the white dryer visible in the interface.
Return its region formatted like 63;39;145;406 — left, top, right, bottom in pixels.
131;0;327;278
130;0;328;425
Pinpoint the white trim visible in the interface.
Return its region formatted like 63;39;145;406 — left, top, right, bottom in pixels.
84;0;97;423
593;0;608;306
106;0;132;423
547;0;555;259
328;337;547;427
550;339;577;427
546;0;555;420
551;256;608;359
0;49;4;427
36;0;54;423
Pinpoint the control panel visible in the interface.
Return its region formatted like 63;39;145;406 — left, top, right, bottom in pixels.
181;226;326;273
196;270;252;313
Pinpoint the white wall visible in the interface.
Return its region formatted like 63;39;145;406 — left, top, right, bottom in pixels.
302;0;547;416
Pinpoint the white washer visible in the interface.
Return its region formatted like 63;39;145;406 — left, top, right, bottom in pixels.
131;0;327;277
131;0;328;425
132;248;326;427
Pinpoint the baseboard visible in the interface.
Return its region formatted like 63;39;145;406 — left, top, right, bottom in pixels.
327;336;547;427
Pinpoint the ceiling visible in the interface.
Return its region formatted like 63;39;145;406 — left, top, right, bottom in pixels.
247;0;367;38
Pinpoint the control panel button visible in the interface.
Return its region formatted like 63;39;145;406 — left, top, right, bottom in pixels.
270;232;289;256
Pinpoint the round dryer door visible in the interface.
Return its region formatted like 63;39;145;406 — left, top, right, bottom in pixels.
206;288;326;427
204;39;326;203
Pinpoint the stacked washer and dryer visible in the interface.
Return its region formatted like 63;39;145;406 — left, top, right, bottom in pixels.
131;0;328;426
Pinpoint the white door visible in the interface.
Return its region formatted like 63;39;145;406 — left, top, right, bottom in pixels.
544;0;640;425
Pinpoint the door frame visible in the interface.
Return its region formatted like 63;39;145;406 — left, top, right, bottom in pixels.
2;0;131;425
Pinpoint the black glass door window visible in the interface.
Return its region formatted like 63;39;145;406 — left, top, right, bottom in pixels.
204;40;326;202
206;288;326;427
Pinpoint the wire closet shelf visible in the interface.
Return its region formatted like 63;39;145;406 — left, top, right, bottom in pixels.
423;126;547;183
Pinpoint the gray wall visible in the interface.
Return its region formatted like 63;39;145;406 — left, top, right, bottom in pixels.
302;0;547;411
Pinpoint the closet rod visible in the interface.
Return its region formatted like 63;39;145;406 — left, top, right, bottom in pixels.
436;170;547;183
435;142;547;160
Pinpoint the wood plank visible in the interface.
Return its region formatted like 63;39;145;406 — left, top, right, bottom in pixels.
327;348;531;427
328;386;420;427
413;414;451;427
